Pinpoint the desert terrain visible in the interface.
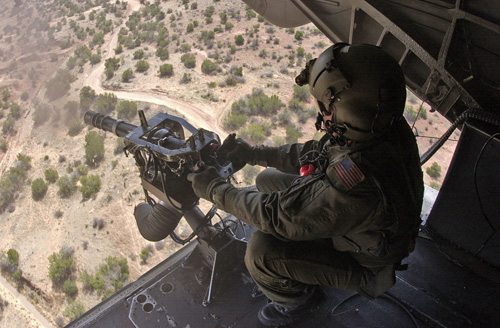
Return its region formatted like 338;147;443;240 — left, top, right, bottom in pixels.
0;0;457;327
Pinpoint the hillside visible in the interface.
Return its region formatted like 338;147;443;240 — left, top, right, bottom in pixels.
0;0;457;326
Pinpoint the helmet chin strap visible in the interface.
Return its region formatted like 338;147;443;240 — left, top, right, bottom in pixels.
315;113;351;146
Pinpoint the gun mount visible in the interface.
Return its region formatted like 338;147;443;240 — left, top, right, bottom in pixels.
84;110;250;307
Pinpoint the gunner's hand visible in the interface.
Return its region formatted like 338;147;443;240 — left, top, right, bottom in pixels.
187;166;224;202
218;134;253;172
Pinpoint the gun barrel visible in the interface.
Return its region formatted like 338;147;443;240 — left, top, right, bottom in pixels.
84;110;137;137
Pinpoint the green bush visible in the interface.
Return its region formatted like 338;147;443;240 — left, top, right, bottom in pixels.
404;104;417;123
223;111;247;131
0;138;7;152
114;138;126;155
80;175;102;199
158;64;174;77
57;175;77;198
85;131;105;167
156;47;169;60
45;70;74;101
80;86;96;111
117;101;137;120
239;122;267;143
31;178;48;201
121;69;134;83
63;301;85;321
0;154;31;212
76;165;89;176
181;53;196;68
67;117;84;136
426;162;442;179
135;60;150;72
79;257;129;299
63;280;78;296
33;104;53;127
48;247;75;285
140;248;150;263
234;34;244;46
13;268;22;282
2;116;16;135
45;169;59;183
292;85;310;102
7;249;19;267
94;93;117;115
285;126;303;143
133;49;144;59
201;59;218;75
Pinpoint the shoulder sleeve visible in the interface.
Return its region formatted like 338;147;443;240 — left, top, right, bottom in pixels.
211;173;383;241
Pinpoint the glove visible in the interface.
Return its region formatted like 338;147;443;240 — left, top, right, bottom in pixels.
187;166;226;202
218;133;253;171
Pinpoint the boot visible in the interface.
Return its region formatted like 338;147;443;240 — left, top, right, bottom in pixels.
257;288;324;326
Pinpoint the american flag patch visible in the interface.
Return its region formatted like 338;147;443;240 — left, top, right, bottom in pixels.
333;156;365;190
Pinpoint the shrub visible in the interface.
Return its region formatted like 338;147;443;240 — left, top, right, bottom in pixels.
294;30;304;41
117;101;137;120
201;59;218;75
180;73;192;84
140;248;150;263
234;34;244;46
2;116;16;135
239;122;267;143
121;69;133;82
45;70;74;101
223;111;247;131
156;47;169;60
80;86;96;111
285;126;303;143
7;249;19;267
67;118;84;136
133;49;144;59
114;138;125;155
135;60;150;72
426;162;442;179
158;64;174;77
292;85;310;102
48;247;75;285
0;138;7;152
180;53;196;68
85;131;105;167
94;93;117;115
79;257;129;298
57;175;77;198
63;301;85;321
80;175;102;200
76;165;89;176
404;104;417;123
31;178;48;201
13;268;22;282
63;280;78;297
33;104;52;127
93;217;105;230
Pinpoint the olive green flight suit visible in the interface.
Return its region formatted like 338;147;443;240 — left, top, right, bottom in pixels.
209;119;423;306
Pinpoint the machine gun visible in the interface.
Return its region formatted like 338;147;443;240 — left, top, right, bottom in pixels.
84;110;251;307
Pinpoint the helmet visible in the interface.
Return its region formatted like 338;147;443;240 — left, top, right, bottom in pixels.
296;43;406;141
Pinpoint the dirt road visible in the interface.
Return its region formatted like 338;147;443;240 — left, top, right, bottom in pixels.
0;275;55;328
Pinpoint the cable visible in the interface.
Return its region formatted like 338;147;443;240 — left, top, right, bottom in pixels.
420;108;500;165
